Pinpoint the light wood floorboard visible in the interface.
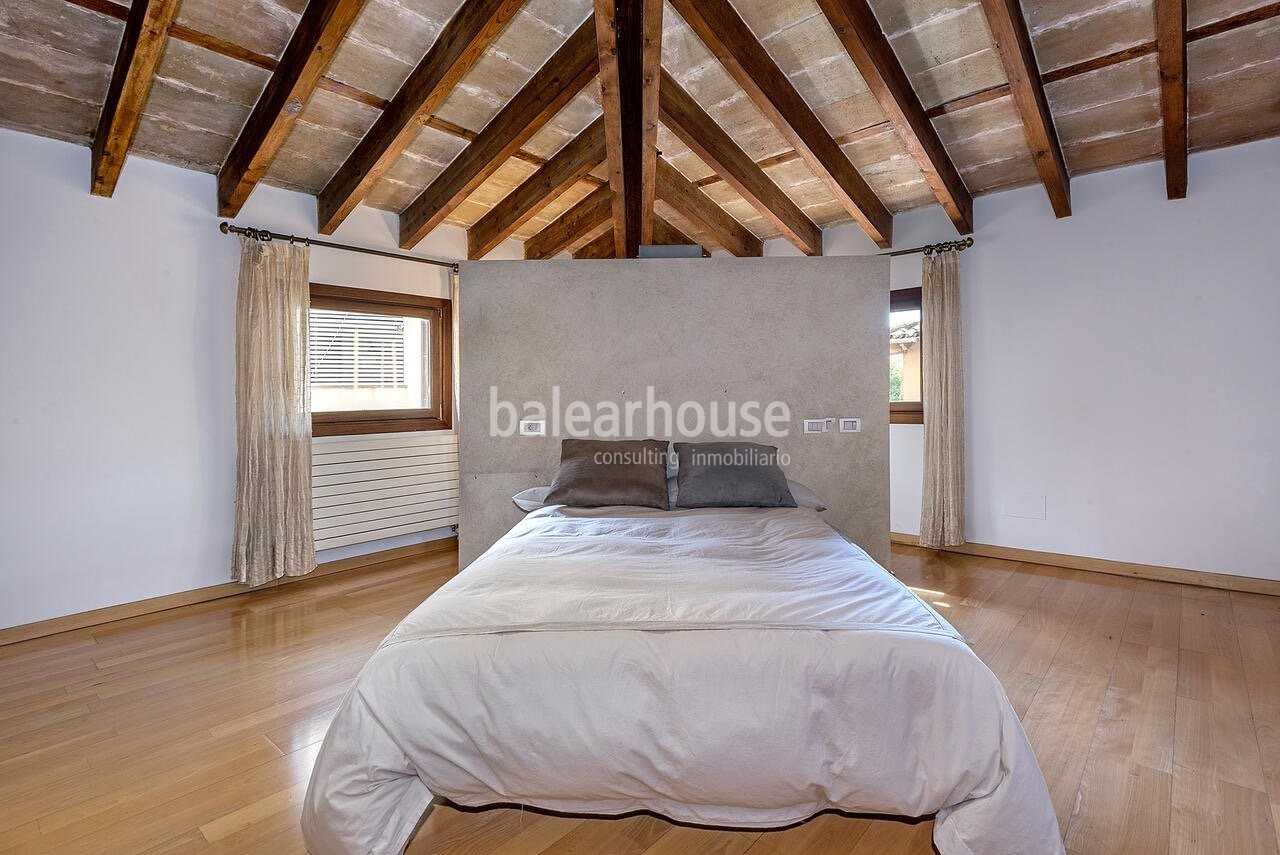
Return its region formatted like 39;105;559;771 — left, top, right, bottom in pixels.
0;546;1277;853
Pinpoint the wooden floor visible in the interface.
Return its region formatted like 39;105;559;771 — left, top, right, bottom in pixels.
1;546;1278;854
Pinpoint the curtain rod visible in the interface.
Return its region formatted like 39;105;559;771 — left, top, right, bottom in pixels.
882;236;974;257
218;222;460;272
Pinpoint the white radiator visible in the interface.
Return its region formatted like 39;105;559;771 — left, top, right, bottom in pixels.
312;431;459;551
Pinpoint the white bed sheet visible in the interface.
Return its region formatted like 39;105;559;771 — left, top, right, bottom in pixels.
301;506;1063;854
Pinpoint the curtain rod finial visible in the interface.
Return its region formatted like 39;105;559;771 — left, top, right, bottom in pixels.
219;221;231;234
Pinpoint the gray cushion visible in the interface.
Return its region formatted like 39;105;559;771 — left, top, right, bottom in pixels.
545;439;671;509
673;442;797;508
515;477;679;512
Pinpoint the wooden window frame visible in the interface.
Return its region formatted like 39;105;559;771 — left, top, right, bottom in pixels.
890;286;923;425
309;283;453;437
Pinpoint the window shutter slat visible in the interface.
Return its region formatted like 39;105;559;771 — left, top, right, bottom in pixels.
308;309;407;389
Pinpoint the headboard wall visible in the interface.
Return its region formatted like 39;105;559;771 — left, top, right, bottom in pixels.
456;257;890;567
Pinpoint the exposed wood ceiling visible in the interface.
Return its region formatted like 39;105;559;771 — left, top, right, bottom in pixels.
2;0;1277;258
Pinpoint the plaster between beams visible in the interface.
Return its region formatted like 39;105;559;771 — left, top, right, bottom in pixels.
1069;121;1162;147
1030;0;1147;36
755;10;822;42
885;3;981;41
1197;54;1280;85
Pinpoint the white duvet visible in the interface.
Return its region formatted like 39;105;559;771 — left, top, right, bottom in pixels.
302;506;1063;854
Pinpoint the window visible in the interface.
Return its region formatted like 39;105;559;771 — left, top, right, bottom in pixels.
890;287;922;424
309;283;452;436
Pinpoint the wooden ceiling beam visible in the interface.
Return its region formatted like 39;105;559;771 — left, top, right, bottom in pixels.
651;216;709;255
316;0;526;235
524;184;614;259
89;0;183;197
816;0;973;234
924;84;1010;118
64;0;1280;205
1044;2;1280;83
572;229;618;259
659;70;822;255
573;216;707;257
468;118;607;259
217;0;369;217
594;0;662;257
66;0;596;179
656;159;762;257
1155;0;1188;199
668;0;891;248
979;0;1072;217
692;120;894;189
400;19;600;249
65;0;1280;97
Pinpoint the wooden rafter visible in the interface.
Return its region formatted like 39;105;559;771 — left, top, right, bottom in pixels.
90;0;183;197
65;0;1280;115
400;19;600;249
655;159;762;257
572;230;618;259
651;216;708;255
659;70;822;255
1155;0;1188;199
65;0;1280;210
815;0;973;234
524;184;614;259
573;216;706;258
468;118;606;260
925;84;1010;118
594;0;662;257
316;0;526;234
1043;3;1280;84
668;0;892;248
979;0;1072;217
66;0;1280;224
217;0;369;217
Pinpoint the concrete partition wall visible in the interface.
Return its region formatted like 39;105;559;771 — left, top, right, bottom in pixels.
456;257;890;567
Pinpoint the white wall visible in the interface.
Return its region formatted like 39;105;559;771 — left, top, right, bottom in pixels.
3;127;1277;630
0;129;517;629
766;136;1280;581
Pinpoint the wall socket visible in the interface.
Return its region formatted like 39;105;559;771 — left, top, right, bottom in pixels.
838;418;861;433
518;419;546;436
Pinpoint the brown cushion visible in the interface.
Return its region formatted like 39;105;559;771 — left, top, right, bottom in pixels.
545;439;671;509
673;442;797;508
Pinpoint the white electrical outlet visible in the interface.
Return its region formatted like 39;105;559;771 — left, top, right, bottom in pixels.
839;418;862;433
803;418;831;434
518;419;546;437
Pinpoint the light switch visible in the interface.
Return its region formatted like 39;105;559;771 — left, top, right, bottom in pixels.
803;419;831;434
839;418;861;433
518;419;546;436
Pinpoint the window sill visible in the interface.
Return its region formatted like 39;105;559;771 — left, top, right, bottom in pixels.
312;411;452;437
890;404;923;425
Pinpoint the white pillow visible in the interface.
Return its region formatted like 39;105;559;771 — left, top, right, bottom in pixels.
512;485;552;512
787;480;827;511
513;477;679;512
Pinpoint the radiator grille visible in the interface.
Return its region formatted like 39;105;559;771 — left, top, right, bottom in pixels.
312;431;458;551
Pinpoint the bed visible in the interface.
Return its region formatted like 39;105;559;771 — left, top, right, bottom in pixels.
301;505;1063;854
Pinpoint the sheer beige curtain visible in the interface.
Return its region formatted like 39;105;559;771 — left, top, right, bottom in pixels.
232;236;314;586
919;249;965;548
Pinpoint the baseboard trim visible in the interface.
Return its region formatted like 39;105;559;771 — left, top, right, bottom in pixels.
890;533;1280;597
0;536;458;648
